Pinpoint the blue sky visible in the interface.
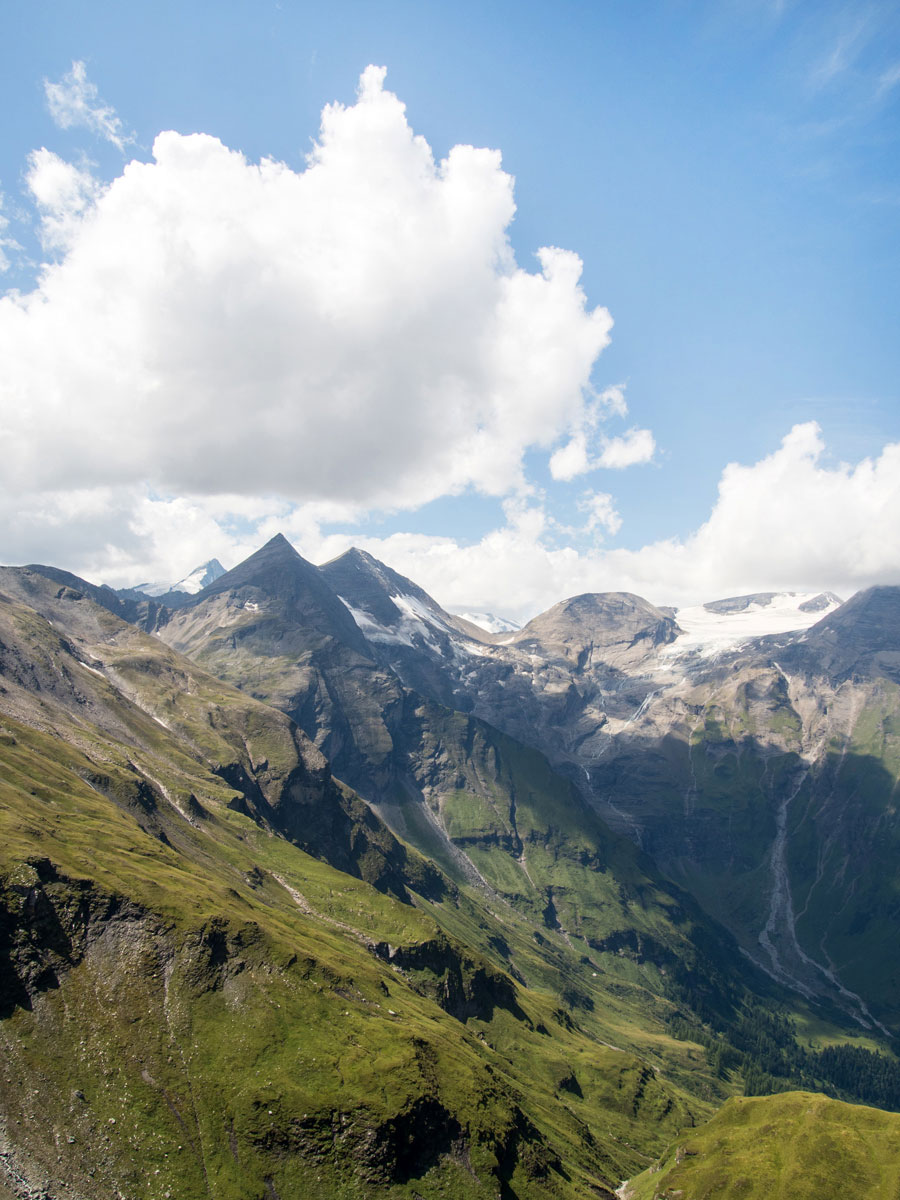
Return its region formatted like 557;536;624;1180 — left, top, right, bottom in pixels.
1;1;898;618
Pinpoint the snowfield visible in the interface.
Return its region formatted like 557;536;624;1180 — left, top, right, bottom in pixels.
662;592;842;658
453;611;521;635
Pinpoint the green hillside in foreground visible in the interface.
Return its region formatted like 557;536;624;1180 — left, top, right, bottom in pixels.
623;1090;900;1200
0;572;712;1198
0;712;700;1200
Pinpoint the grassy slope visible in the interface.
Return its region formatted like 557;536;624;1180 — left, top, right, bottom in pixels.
0;716;699;1200
405;708;769;1051
624;1091;900;1200
0;585;712;1199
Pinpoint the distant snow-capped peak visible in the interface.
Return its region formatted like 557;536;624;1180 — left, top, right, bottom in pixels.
172;559;227;594
136;559;226;597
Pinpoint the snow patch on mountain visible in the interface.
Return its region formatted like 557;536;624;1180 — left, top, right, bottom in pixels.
453;611;521;634
662;592;843;658
337;597;417;647
337;590;462;653
393;592;454;636
132;579;167;597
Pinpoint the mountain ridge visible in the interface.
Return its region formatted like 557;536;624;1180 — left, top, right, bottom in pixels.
0;558;728;1198
5;539;900;1198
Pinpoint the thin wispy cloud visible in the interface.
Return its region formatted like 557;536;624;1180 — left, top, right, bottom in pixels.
804;4;900;104
44;61;133;152
808;16;872;90
877;59;900;96
777;5;900;191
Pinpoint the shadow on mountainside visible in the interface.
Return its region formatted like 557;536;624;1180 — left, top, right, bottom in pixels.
588;731;900;1032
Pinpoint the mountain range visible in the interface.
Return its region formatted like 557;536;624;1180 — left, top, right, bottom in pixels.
2;534;899;1199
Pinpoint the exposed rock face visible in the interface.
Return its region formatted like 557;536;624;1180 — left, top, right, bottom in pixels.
512;592;681;671
20;561;167;630
320;546;492;706
0;858;163;1021
320;547;465;638
775;585;900;681
373;934;524;1023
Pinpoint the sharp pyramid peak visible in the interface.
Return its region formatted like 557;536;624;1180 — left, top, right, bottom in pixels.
323;546;402;585
196;532;323;600
259;532;300;554
180;534;372;654
323;546;383;571
242;532;314;568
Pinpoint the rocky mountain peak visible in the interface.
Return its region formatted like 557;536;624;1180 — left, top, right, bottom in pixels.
173;557;227;594
330;546;380;570
754;585;900;684
800;585;900;660
514;591;680;667
200;532;311;593
799;591;844;613
179;533;372;657
320;548;405;629
809;585;900;641
320;546;460;636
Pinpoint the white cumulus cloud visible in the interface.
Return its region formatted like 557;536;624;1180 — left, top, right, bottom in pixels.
666;421;900;598
548;382;654;480
578;491;622;537
2;66;614;543
0;192;21;272
549;423;654;479
595;428;656;470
